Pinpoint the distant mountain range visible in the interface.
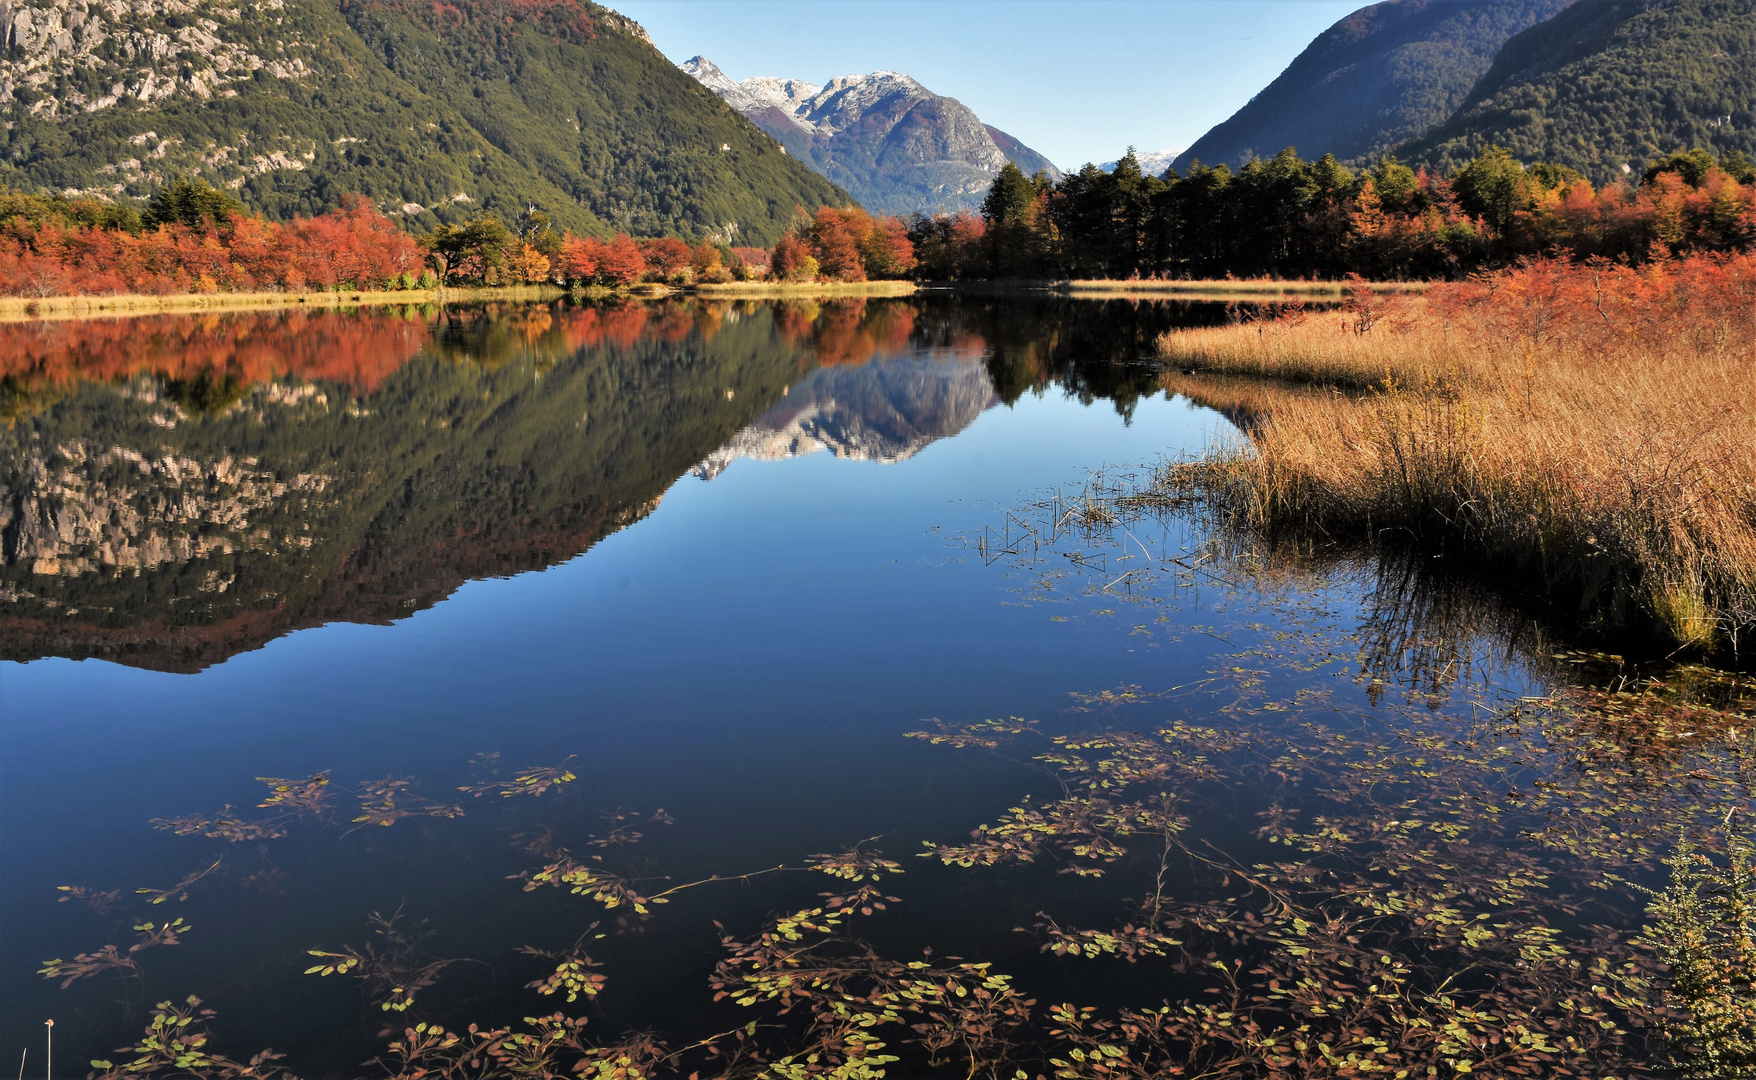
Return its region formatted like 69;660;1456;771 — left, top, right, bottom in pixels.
1175;0;1755;184
0;0;844;243
681;56;1061;216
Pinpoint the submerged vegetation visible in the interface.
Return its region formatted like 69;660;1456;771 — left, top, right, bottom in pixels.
9;289;1755;1077
26;485;1756;1077
1154;251;1756;653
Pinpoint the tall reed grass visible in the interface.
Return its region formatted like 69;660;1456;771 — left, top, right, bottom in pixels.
1157;256;1756;652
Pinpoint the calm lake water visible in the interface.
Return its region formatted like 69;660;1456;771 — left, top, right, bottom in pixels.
1;297;1746;1078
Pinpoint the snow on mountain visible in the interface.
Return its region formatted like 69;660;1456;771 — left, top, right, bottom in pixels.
680;56;819;120
691;355;998;478
1099;149;1187;177
681;55;1060;214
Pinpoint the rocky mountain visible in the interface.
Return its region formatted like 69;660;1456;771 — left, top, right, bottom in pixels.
691;354;997;478
681;56;1061;215
0;0;846;242
1174;0;1579;171
1398;0;1756;182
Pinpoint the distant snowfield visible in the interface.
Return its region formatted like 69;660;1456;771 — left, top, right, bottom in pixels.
1098;149;1188;176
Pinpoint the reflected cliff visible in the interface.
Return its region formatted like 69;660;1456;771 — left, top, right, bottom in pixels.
0;296;1228;671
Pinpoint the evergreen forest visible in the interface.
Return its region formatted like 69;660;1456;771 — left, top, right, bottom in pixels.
905;147;1755;281
1401;0;1756;182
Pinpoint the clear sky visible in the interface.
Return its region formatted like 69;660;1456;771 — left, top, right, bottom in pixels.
612;0;1362;171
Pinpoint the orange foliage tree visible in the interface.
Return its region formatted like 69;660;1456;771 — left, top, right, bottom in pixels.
639;237;691;280
768;208;916;283
0;193;426;296
553;233;648;288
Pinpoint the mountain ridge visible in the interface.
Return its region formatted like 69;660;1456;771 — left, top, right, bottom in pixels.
1174;0;1580;171
682;55;1061;215
0;0;847;243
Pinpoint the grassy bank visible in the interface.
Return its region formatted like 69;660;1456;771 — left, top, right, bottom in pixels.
1154;256;1756;652
0;285;567;322
689;279;918;298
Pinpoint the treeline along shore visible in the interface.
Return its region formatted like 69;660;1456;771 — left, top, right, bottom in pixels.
3;145;1752;302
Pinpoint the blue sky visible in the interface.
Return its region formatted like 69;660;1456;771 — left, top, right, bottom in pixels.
614;0;1362;171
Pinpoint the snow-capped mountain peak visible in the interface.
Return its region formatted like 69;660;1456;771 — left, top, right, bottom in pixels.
1099;149;1188;177
682;56;1062;214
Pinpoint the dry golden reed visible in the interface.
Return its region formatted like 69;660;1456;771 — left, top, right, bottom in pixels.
1158;256;1756;650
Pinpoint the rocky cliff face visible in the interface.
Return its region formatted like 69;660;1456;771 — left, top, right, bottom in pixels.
0;0;314;120
681;55;1061;215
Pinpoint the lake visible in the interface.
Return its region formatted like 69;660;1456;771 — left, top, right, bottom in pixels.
1;296;1748;1079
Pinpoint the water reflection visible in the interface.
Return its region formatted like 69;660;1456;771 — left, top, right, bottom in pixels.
0;297;1232;671
692;354;998;477
3;298;1753;1080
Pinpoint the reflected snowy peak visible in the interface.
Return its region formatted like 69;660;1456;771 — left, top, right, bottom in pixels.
692;355;998;479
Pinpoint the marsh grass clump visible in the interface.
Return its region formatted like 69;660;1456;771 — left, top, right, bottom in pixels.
1156;254;1756;653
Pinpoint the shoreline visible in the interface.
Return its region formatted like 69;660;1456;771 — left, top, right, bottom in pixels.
0;285;568;322
0;280;919;319
689;280;918;298
0;276;1440;320
950;278;1430;298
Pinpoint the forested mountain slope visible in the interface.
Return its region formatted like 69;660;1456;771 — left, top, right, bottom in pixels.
1174;0;1578;171
1399;0;1756;182
0;0;845;242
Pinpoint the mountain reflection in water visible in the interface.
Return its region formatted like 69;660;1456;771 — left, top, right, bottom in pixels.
691;356;999;477
4;295;1751;1080
0;296;1214;671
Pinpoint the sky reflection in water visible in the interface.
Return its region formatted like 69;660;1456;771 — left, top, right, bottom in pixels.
0;297;1726;1077
2;297;1246;1060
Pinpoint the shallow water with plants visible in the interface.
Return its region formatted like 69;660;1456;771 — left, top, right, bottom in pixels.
1;296;1750;1080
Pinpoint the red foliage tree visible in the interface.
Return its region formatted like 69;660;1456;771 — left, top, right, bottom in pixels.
0;193;424;296
594;234;647;287
639;237;691;279
557;234;602;284
807;208;868;281
769;235;815;282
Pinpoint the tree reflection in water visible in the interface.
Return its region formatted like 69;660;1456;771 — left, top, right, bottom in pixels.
12;298;1752;1079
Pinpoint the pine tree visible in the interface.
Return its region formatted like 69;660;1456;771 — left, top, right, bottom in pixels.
981;162;1037;228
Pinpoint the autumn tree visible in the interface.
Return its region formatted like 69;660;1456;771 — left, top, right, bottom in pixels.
770;235;817;282
594;234;647;286
690;241;729;284
640;237;691;280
